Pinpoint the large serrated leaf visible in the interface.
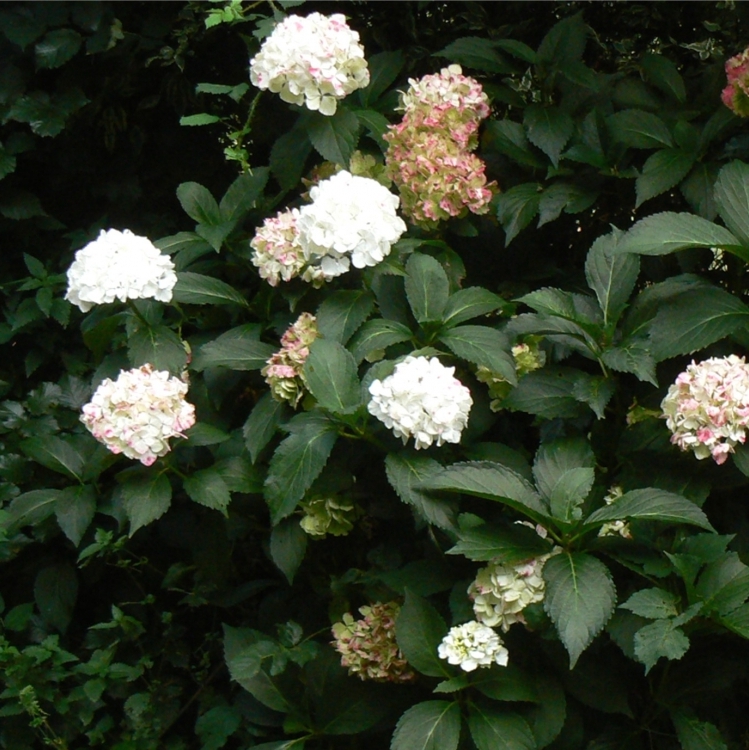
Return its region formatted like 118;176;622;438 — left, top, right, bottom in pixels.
633;619;689;673
503;367;590;420
713;160;749;246
192;325;275;371
585;488;714;532
524;105;573;167
496;183;541;246
55;486;96;547
316;290;374;345
303;339;361;415
219;168;268;222
395;590;449;678
391;701;461;750
385;453;456;529
176;182;221;225
269;517;307;585
441;288;505;328
34;563;78;633
439;325;516;384
405;253;450;324
306;107;359;165
359;50;404;107
543;552;616;668
173;272;249;307
635;148;695;208
20;436;84;480
467;703;536;750
120;472;172;536
128;324;187;375
350;318;413;364
447;522;552;563
244;393;288;464
264;414;338;524
433;37;511;74
672;712;728;750
184;467;232;516
606;109;673;149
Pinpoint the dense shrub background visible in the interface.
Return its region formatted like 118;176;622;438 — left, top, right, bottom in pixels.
4;2;749;748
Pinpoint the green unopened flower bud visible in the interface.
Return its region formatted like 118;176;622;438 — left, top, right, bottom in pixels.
349;151;391;187
300;496;362;538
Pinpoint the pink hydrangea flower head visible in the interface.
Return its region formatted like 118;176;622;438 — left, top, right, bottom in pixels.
722;47;749;116
662;355;749;464
331;602;415;683
249;13;369;116
250;208;306;286
81;364;195;466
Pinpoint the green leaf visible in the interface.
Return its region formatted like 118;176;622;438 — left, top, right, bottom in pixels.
196;221;236;252
120;472;172;535
35;29;82;69
303;339;361;415
467;703;536;750
193;325;274;371
620;588;679;619
195;706;242;750
533;437;594;501
524;105;573;168
494;39;537;63
34;563;78;632
219;168;269;222
543;552;616;668
355;109;390;150
405;253;450;324
606;109;673;149
433;675;470;694
183;423;230;447
128;324;188;375
184;468;232;516
179;113;221;126
695;552;749;616
173;272;248;307
648;287;749;361
447;522;551;564
641;53;686;103
536;13;587;66
214;456;263;494
718;602;749;638
672;712;728;750
680;163;718;222
350;318;413;363
391;701;461;750
442;288;505;328
429;461;549;524
316;290;374;345
585;231;640;327
306;107;359;166
269;516;307;585
496;183;541;246
0;8;45;49
601;340;657;386
548;468;595;524
616;212;744;258
484;121;544;169
360;50;404;107
471;666;539;703
635;149;695;208
633;619;689;673
244;393;287;464
395;590;449;678
264;414;339;524
537;182;597;226
195;82;250;100
713;160;749;246
176;182;221;225
55;485;96;547
439;326;516;384
8;89;89;137
585;488;714;532
20;436;84;480
4;489;61;530
385;453;456;530
434;37;510;74
503;367;589;420
270;127;313;191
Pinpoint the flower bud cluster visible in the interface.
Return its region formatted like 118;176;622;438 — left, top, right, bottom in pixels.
300;495;362;538
437;620;509;672
469;552;555;632
597;485;632;539
251;171;405;286
249;13;369;116
384;64;495;228
331;602;415;683
262;313;319;407
477;341;546;412
81;364;195;466
722;47;749;117
65;229;177;312
368;356;473;450
661;355;749;465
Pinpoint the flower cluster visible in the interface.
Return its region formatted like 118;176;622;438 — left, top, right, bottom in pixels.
262;313;319;407
250;208;306;287
384;64;495;228
331;602;415;683
437;620;509;672
722;47;749;117
368;356;473;450
65;228;177;312
249;13;369;116
477;341;546;412
297;171;407;280
81;364;195;466
661;355;749;464
250;171;405;286
299;495;362;538
597;485;632;539
469;553;554;632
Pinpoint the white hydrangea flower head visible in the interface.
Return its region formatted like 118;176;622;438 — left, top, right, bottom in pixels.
297;171;406;281
81;364;195;466
249;13;369;116
65;228;177;312
661;355;749;464
368;356;473;450
437;620;508;672
250;208;306;286
469;552;556;632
